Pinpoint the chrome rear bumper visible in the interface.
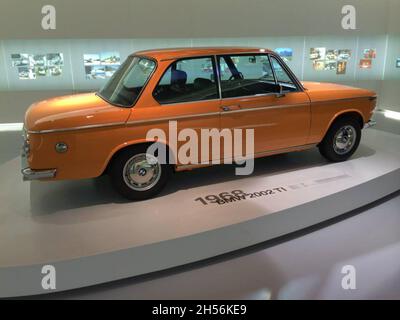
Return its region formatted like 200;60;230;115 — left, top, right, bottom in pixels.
22;167;57;181
364;120;377;129
21;143;56;181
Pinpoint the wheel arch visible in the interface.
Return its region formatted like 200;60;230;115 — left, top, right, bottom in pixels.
101;139;175;176
321;110;364;143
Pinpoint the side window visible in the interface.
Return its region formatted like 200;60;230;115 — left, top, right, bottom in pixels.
218;55;278;98
153;57;218;104
270;56;297;92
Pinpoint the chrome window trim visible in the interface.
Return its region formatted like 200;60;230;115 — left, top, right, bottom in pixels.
267;54;278;85
215;52;303;100
152;55;220;106
147;97;221;107
96;55;158;109
268;53;305;91
213;55;222;100
159;50;274;62
220;91;285;102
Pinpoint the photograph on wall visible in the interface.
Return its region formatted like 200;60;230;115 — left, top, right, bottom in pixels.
11;53;63;79
32;54;46;66
49;66;63;76
363;48;377;59
338;49;351;60
326;50;338;61
85;65;106;80
359;59;372;69
310;47;326;60
83;54;101;66
337;61;347;75
11;53;30;67
359;49;376;69
84;51;121;80
313;60;325;71
17;67;36;80
396;58;400;68
100;52;120;65
105;65;119;78
324;61;337;71
46;53;64;67
310;48;351;74
274;48;293;62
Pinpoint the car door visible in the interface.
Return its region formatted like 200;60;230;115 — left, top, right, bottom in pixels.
218;53;311;158
142;56;221;166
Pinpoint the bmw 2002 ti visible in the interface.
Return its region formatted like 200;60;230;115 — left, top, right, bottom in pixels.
21;47;377;200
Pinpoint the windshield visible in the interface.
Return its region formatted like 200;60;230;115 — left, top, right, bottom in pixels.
98;56;156;107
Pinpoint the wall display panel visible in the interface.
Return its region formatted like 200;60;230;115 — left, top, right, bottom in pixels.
69;39;133;91
303;36;357;81
0;41;8;90
83;52;121;80
2;40;73;90
354;36;386;80
10;53;64;80
309;48;352;74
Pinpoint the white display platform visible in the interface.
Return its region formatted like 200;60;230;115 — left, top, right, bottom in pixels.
0;129;399;298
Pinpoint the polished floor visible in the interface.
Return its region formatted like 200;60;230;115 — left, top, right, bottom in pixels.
46;191;400;299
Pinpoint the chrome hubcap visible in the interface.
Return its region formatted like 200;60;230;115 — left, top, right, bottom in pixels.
123;153;161;191
333;125;357;155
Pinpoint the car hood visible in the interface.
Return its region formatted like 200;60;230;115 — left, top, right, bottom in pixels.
25;92;131;132
301;81;376;102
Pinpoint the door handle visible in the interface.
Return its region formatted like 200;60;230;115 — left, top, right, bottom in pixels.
221;105;241;112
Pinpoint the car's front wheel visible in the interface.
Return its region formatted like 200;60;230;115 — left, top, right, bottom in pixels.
318;117;362;162
109;145;171;200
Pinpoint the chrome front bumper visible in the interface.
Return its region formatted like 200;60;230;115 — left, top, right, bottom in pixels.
364;120;377;129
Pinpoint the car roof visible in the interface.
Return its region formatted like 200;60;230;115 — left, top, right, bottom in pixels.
133;47;274;61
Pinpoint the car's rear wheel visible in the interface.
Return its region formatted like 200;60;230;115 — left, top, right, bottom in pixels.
318;117;361;162
109;145;171;200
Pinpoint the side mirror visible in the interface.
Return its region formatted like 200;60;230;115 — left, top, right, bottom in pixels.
275;84;286;98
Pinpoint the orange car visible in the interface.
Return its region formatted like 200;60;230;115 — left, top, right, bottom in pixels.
22;47;376;200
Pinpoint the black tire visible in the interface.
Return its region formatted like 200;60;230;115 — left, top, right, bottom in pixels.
318;117;361;162
109;144;172;200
